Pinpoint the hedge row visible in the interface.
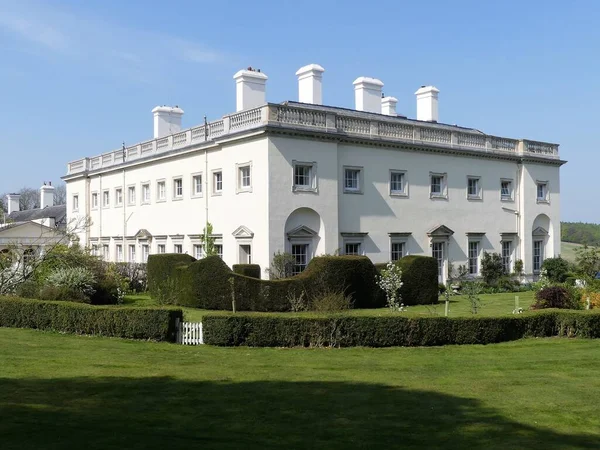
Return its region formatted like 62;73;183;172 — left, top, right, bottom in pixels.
202;311;600;347
0;296;182;342
232;264;261;279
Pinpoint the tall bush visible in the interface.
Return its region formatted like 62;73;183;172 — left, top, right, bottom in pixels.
541;257;570;283
396;256;438;305
481;252;504;286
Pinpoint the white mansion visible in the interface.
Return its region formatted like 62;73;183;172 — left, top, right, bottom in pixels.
64;64;564;282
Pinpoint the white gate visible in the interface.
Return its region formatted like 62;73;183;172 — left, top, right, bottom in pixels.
178;321;203;345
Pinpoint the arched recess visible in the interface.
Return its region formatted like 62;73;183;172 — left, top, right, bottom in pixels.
531;214;552;274
284;208;323;274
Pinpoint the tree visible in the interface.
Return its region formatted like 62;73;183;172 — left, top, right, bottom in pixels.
575;244;600;278
18;187;40;210
266;251;296;279
541;257;570;283
53;183;67;206
481;252;504;286
201;222;217;257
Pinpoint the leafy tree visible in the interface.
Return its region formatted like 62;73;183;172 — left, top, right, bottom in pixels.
201;222;217;257
561;222;600;246
541;257;570;283
481;252;504;286
267;251;296;279
575;244;600;278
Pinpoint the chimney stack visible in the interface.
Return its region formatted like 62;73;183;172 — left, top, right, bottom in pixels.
296;64;325;105
353;77;384;113
40;182;55;209
152;106;184;139
6;193;20;215
381;96;398;116
233;68;268;112
415;86;439;122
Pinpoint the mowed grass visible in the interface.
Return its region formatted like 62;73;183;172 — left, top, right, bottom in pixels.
1;328;600;449
562;241;585;263
124;291;536;322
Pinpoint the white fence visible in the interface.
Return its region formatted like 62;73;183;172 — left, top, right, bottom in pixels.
178;321;203;345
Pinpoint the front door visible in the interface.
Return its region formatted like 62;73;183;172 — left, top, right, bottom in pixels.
432;242;444;283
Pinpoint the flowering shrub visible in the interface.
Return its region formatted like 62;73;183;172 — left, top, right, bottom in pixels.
45;267;96;302
376;262;405;311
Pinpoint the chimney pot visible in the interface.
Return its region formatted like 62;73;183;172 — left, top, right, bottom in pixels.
233;68;268;112
6;193;20;215
415;85;440;122
353;77;384;113
152;106;184;139
381;96;398;116
40;183;55;209
296;63;325;105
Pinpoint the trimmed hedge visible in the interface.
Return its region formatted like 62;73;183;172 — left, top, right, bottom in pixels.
232;264;261;279
147;253;195;298
0;296;182;342
396;256;439;305
203;311;600;347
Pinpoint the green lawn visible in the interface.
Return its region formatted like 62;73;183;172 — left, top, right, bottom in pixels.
562;241;585;263
0;328;599;449
124;291;536;322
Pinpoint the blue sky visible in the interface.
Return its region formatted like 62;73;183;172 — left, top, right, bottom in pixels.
0;0;597;222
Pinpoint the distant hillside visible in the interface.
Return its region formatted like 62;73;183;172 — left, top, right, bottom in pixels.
561;222;600;246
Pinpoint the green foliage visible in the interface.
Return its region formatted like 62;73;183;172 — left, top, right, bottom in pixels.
201;222;217;257
0;296;182;341
113;263;148;292
311;289;353;312
561;221;600;246
574;244;600;277
43;267;96;302
514;259;524;275
203;311;600;347
267;251;296;279
395;256;438;305
147;253;195;298
462;281;483;314
541;257;570;283
532;286;580;310
481;252;504;286
185;256;233;309
232;264;261;279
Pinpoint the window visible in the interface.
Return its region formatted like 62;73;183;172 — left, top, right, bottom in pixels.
501;179;513;201
390;171;407;196
157;244;166;254
102;244;109;260
291;244;309;275
103;190;110;207
193;244;203;259
192;174;203;197
432;242;444;281
467;177;481;200
128;244;136;262
91;192;98;209
502;241;512;273
72;195;79;212
116;244;123;262
239;245;251;264
344;167;362;193
213;171;223;194
215;244;223;259
391;242;405;261
128;186;136;205
237;164;252;192
157;181;166;201
537;182;549;202
174;244;183;254
173;178;183;199
430;173;447;199
91;245;98;256
115;188;123;206
142;183;151;204
344;243;361;256
533;240;543;273
293;161;317;192
468;241;479;275
141;244;149;263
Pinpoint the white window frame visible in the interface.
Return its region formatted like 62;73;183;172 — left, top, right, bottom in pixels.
193;244;203;259
156;179;166;202
292;161;318;193
466;176;482;200
115;187;123;207
127;185;136;206
212;170;223;195
128;244;136;262
191;173;203;198
173;177;183;200
236;162;252;194
102;244;110;260
501;240;513;273
91;192;98;210
533;240;544;273
116;244;123;262
389;170;408;197
141;182;151;205
157;243;166;254
343;166;364;194
430;172;448;199
214;244;223;259
536;181;549;203
468;241;480;275
431;241;445;282
500;178;514;202
341;233;367;256
102;190;110;208
291;243;310;275
173;243;183;254
390;241;405;262
141;244;149;263
72;194;79;212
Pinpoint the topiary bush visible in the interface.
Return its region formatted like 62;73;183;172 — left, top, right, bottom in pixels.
531;286;577;310
396;256;438;305
184;256;233;309
481;252;504;286
541;257;571;283
147;253;196;298
232;264;261;279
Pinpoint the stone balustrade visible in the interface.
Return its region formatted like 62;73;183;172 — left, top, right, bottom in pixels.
67;104;560;175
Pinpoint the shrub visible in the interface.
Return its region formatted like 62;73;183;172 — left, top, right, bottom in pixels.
114;262;148;292
232;264;261;279
203;311;600;347
375;261;404;311
481;252;504;286
532;286;575;310
396;256;438;305
267;251;296;279
438;283;447;295
147;253;196;298
581;291;600;309
0;296;182;341
311;289;353;312
541;257;570;283
185;256;234;309
45;267;96;302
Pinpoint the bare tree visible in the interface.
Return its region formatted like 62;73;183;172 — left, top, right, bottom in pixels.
53;183;67;206
18;187;40;210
